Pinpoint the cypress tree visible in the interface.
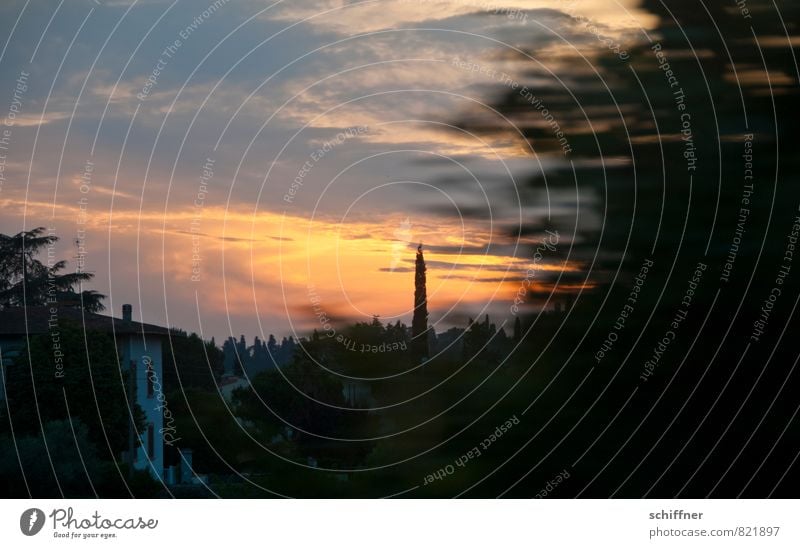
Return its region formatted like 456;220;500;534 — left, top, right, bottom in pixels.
411;243;429;361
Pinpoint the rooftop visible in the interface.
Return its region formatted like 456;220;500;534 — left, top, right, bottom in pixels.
0;305;170;337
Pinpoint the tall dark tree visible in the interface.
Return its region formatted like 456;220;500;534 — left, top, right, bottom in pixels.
222;337;236;375
282;336;296;365
235;335;248;375
247;336;270;376
163;328;224;391
0;227;104;310
267;334;278;354
411;243;429;361
463;315;492;360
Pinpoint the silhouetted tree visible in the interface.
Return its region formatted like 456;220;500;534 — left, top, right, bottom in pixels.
411;243;429;361
222;337;236;375
0;419;110;497
267;334;278;355
232;353;377;467
163;329;223;391
463;315;496;360
0;227;104;311
2;324;144;456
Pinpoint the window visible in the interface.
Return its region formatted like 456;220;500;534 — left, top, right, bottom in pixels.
147;425;155;460
127;360;138;401
145;357;154;398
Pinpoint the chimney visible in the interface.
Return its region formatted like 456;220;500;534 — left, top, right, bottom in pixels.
122;304;132;322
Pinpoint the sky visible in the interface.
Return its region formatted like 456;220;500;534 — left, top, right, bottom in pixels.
0;0;656;341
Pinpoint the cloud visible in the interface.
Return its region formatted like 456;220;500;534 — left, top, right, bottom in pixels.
264;0;657;36
0;0;631;338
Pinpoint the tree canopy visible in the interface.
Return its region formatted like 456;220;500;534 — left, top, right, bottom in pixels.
0;227;104;311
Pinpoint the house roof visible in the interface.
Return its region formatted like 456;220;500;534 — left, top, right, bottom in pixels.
0;306;171;337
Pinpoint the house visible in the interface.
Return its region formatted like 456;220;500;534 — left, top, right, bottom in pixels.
0;304;169;482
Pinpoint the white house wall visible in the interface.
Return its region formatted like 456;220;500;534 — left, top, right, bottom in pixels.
125;335;165;482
